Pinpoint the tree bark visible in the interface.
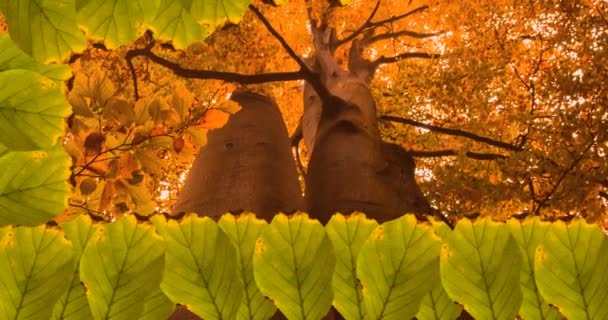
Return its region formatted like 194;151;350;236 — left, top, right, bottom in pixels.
172;90;304;221
303;21;431;224
170;90;305;320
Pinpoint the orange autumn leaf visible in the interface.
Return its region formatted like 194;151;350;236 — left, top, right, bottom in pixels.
195;109;230;130
119;152;140;179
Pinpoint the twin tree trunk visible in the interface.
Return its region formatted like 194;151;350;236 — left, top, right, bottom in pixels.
170;18;432;320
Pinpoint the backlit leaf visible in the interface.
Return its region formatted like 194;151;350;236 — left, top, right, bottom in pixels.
416;221;461;320
139;289;175;320
357;214;442;320
77;0;149;48
0;145;71;226
325;212;378;320
149;0;205;49
52;215;99;320
253;213;335;320
0;225;73;319
80;215;165;320
507;217;563;320
218;213;276;320
0;69;71;150
3;0;85;62
153;214;244;320
441;218;523;320
0;34;72;81
535;219;608;320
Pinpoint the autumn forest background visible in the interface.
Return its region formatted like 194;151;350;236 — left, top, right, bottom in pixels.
2;0;607;226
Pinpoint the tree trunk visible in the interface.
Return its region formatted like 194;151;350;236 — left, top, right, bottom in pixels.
172;90;304;221
170;90;304;320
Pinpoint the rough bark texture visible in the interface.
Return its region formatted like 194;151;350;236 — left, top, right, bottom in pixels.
303;21;431;224
172;90;304;221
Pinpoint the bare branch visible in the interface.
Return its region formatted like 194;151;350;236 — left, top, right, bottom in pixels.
381;115;524;152
249;4;334;102
367;5;430;31
408;149;508;160
336;0;382;47
370;30;445;43
125;45;304;96
533;140;595;215
249;5;311;77
373;52;441;66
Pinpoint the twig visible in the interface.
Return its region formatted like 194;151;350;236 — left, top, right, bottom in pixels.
366;5;430;29
533;140;595;215
381;115;524;152
336;0;382;47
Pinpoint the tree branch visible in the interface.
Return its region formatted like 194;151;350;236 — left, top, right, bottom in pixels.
533;140;595;215
249;4;334;102
373;52;441;66
381;115;524;152
336;0;382;47
408;149;507;160
125;45;305;99
370;30;445;43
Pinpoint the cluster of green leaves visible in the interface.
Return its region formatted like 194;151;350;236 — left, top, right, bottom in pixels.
0;0;251;62
1;213;606;320
0;33;72;226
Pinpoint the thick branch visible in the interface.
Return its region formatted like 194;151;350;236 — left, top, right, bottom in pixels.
381;115;524;152
250;4;333;102
408;149;508;160
125;46;304;99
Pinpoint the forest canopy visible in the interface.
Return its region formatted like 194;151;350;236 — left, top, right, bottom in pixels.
1;0;606;227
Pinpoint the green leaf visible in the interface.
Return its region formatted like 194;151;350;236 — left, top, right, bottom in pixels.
0;143;7;157
357;214;442;320
218;213;277;320
190;0;251;30
0;34;72;81
0;225;74;319
150;0;251;48
0;69;72;150
0;145;71;226
77;0;156;48
416;220;461;320
535;219;608;320
507;217;563;320
3;0;85;62
253;212;335;320
52;215;99;320
80;215;165;320
139;289;175;320
149;0;206;49
441;217;523;320
153;214;244;320
325;212;378;320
